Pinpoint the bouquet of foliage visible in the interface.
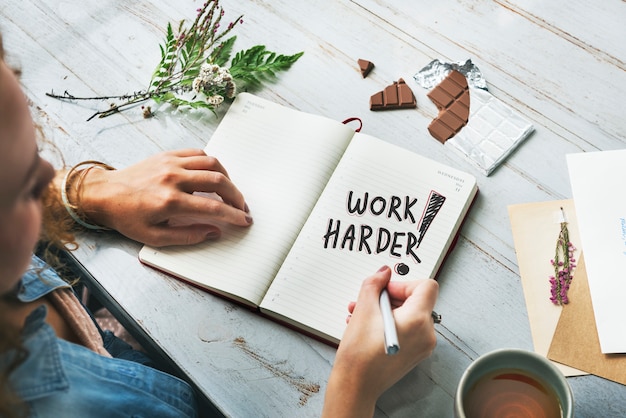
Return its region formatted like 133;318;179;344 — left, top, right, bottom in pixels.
48;0;303;120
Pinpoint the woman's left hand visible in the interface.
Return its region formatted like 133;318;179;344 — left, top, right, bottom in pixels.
77;149;252;247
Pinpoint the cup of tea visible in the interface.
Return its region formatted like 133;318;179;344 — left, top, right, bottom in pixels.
454;348;573;418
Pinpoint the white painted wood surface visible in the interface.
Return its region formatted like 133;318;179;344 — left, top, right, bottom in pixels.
3;0;625;416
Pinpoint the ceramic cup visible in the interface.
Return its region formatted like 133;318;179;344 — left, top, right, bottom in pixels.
454;348;573;418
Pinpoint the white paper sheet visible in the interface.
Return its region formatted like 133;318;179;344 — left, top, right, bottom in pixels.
567;149;626;353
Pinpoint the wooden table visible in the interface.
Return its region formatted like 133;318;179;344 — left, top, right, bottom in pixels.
4;0;626;416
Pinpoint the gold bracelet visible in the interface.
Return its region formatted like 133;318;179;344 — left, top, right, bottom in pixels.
61;160;115;230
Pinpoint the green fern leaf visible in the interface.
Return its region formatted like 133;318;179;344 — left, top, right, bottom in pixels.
210;36;237;67
229;46;303;88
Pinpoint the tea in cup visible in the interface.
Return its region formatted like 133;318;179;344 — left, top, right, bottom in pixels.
454;348;573;418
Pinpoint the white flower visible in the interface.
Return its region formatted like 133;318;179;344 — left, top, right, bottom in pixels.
207;95;224;106
192;63;235;96
224;81;236;98
192;77;204;93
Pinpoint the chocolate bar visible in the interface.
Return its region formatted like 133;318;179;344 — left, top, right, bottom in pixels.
358;59;374;78
370;78;416;111
447;87;534;175
414;59;534;175
426;70;470;143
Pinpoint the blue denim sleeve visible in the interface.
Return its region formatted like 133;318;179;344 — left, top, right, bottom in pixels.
10;306;198;418
100;330;158;368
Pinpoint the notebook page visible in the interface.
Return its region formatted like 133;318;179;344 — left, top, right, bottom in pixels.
261;133;477;342
139;93;355;306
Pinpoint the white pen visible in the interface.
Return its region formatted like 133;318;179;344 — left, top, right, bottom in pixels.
380;289;443;356
380;288;400;355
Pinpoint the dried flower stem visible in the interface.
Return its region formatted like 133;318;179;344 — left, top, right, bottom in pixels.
549;207;577;305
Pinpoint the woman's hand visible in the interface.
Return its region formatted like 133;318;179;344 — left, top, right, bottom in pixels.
322;266;439;418
78;149;252;247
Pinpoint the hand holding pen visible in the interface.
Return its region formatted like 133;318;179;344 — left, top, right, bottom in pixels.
380;288;441;355
323;265;439;418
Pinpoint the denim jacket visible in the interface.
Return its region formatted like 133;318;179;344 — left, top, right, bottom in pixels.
4;256;198;417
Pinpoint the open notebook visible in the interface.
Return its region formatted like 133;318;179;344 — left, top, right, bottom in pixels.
139;93;478;345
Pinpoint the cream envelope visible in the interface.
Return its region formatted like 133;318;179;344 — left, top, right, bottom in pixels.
567;150;626;354
508;200;586;376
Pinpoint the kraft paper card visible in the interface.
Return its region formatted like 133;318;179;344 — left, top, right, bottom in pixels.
508;199;585;376
548;254;626;386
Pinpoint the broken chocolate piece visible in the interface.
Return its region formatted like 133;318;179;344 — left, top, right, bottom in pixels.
370;78;416;111
358;59;374;78
426;70;470;143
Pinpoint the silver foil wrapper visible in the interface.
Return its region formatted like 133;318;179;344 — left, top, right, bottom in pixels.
414;59;533;176
414;59;488;91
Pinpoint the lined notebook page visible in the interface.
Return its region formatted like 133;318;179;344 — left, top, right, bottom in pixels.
260;133;477;342
139;93;355;306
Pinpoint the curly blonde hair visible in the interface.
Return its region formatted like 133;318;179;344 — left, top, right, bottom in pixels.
41;172;79;250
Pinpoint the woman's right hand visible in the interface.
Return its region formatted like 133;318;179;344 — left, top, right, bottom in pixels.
322;265;439;418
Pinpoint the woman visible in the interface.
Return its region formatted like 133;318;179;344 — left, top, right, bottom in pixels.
0;33;438;417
